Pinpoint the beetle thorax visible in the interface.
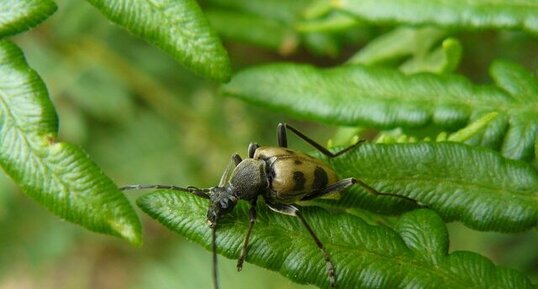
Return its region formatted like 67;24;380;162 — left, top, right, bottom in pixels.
229;158;268;201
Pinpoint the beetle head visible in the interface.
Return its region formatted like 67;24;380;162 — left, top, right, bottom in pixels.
207;187;238;228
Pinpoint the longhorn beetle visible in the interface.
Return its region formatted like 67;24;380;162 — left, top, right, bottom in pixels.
121;123;415;289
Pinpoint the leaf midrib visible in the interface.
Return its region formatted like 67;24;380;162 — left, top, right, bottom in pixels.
0;91;73;204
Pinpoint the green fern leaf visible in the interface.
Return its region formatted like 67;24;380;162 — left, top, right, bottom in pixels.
205;9;295;53
0;41;141;245
347;26;446;65
490;61;538;160
348;26;463;74
138;191;536;289
398;38;462;74
296;11;361;33
447;112;498;142
316;142;538;232
0;0;56;37
206;0;310;23
221;62;538;161
86;0;231;82
204;0;352;56
333;0;538;34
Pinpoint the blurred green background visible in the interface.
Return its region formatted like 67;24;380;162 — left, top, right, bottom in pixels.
2;0;537;288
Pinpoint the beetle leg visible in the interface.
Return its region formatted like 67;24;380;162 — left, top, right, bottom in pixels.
349;178;421;205
278;123;364;158
119;184;210;199
248;143;259;158
237;199;258;272
331;139;365;157
295;210;337;289
265;202;337;289
302;178;420;205
277;123;288;147
232;153;242;165
299;178;355;201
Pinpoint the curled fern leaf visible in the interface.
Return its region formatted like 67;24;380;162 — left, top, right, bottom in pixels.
0;41;141;245
138;191;536;289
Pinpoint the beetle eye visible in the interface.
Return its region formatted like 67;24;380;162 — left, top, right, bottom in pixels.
219;197;237;213
219;199;230;209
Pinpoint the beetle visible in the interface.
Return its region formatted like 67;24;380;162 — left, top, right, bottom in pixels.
121;123;414;289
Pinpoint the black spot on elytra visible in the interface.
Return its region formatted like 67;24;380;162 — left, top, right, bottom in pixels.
313;166;328;190
294;160;303;165
285;149;295;154
293;171;306;191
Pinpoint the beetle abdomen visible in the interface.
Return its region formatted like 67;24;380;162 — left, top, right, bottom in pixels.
255;147;339;203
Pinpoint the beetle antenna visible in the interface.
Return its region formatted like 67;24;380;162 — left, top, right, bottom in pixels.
212;227;220;289
119;184;210;199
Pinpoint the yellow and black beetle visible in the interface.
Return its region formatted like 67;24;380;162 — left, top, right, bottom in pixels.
122;123;411;289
